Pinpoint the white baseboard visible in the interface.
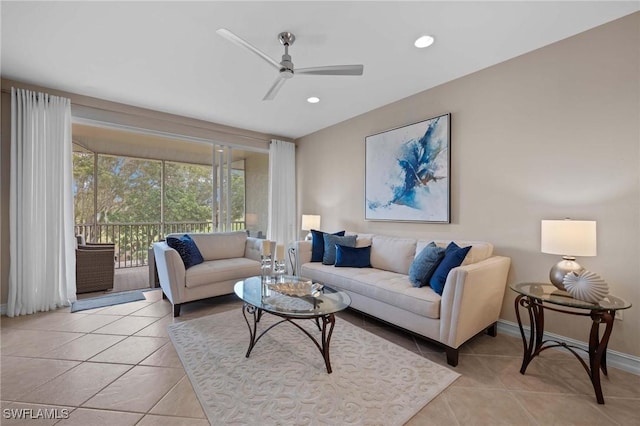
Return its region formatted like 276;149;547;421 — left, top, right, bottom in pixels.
498;319;640;376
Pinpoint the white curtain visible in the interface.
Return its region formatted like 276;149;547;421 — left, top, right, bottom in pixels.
8;88;76;317
267;140;296;250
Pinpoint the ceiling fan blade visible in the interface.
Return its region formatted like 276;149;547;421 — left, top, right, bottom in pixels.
216;28;280;70
263;77;287;101
296;65;364;76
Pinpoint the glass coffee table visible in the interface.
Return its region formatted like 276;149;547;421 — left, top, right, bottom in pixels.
234;275;351;374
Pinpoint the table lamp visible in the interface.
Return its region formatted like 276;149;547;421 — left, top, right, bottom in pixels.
541;219;597;290
301;214;321;240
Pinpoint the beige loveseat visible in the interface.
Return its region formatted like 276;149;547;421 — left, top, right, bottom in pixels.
153;231;272;316
294;233;511;366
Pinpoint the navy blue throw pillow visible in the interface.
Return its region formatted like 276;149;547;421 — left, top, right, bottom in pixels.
409;242;446;288
429;242;471;295
322;234;357;265
311;229;345;262
166;234;204;269
335;245;372;268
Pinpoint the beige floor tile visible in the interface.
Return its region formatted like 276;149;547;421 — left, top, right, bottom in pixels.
82;365;185;412
3;312;87;331
446;354;504;389
443;387;537;425
96;300;152;316
91;315;159;335
480;354;578;394
134;315;174;338
130;300;173;317
39;333;126;361
54;407;143;426
89;336;168;364
19;362;132;406
0;357;79;400
140;342;184;368
406;393;460;426
1;329;83;357
0;401;73;426
149;376;206;418
593;396;640;425
464;332;523;357
46;314;122;333
136;414;211;426
514;392;621;425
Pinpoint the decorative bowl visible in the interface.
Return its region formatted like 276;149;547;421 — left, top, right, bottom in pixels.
562;270;609;303
268;281;324;297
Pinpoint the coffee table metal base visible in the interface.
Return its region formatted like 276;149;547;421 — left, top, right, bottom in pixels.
241;302;336;373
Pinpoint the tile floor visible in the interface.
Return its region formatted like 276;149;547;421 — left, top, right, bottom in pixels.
1;290;638;425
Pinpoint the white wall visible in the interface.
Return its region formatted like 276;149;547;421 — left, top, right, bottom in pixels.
295;13;640;356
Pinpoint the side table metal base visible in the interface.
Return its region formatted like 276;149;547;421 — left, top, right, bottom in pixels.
514;294;614;404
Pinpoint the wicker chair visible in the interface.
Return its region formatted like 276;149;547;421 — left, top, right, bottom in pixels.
76;243;115;293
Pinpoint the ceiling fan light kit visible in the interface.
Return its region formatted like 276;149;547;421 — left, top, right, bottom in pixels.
216;28;364;101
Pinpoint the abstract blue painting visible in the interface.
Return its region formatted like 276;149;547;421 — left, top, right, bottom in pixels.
365;113;450;223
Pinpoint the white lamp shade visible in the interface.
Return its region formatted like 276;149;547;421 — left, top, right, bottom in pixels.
541;220;597;256
301;214;321;231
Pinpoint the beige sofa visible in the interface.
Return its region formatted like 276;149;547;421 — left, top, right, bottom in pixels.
294;233;511;366
153;231;272;316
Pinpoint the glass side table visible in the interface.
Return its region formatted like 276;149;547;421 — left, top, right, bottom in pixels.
511;282;631;404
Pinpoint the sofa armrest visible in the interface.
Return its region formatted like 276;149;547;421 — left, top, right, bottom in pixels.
439;255;511;348
153;241;186;304
293;240;312;276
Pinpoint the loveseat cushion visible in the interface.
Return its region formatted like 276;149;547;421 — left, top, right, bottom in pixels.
185;258;260;288
188;231;247;261
370;235;417;274
166;234;204;269
301;263;441;319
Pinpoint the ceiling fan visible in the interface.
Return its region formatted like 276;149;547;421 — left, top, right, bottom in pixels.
216;29;364;101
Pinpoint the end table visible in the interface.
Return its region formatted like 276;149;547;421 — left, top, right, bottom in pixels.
511;282;631;404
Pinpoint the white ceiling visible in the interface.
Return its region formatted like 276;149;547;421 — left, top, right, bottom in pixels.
2;1;638;140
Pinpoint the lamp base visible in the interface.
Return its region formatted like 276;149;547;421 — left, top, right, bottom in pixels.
549;257;584;291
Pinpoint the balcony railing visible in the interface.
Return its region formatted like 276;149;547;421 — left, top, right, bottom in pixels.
75;221;246;269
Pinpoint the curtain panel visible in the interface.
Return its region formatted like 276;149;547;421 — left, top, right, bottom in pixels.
9;88;76;316
267;140;296;252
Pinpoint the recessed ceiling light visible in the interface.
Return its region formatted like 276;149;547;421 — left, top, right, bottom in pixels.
414;35;435;49
307;97;320;104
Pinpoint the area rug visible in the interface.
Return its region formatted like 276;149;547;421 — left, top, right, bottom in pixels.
70;290;146;313
168;309;460;425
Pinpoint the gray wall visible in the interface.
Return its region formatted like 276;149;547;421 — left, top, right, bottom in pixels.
295;13;640;356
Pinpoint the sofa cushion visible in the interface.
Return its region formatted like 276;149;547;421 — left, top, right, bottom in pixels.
370;235;417;275
323;234;357;265
335;245;372;268
188;231;247;261
311;230;345;262
301;263;441;319
185;258;261;288
409;242;445;288
166;234;204;269
429;242;472;295
420;240;493;266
